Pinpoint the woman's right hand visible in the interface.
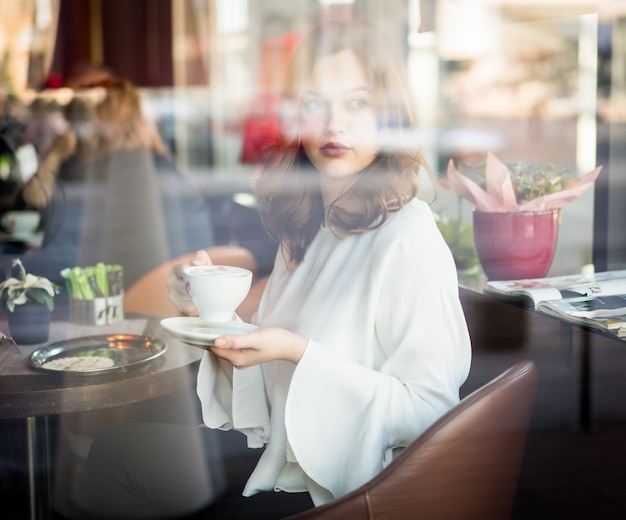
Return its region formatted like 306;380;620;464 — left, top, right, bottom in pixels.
166;250;213;316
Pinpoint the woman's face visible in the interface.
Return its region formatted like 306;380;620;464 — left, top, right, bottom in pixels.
298;50;379;182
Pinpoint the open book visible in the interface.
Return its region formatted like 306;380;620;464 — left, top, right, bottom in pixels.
484;270;626;338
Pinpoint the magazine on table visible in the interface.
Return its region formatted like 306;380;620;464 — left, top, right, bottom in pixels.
537;301;626;337
484;270;626;338
484;269;626;309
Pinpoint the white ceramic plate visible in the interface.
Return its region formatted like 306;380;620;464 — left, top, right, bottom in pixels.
160;317;258;348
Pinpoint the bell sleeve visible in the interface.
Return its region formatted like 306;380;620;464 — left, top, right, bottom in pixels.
197;351;271;448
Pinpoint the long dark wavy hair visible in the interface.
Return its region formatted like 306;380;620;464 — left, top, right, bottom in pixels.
256;20;432;266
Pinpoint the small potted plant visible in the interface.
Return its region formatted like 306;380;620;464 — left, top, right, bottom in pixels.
442;152;601;280
0;259;59;344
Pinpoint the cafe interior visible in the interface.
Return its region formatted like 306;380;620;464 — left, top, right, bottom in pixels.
1;0;626;518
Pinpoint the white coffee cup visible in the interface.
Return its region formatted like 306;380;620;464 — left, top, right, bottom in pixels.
1;210;41;236
183;265;253;323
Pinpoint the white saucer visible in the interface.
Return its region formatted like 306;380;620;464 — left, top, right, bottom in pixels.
160;317;258;348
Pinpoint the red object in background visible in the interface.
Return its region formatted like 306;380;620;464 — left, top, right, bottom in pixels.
241;31;302;164
240;94;280;164
473;209;560;280
44;73;64;89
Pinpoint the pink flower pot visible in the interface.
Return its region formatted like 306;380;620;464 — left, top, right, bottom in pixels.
473;209;560;280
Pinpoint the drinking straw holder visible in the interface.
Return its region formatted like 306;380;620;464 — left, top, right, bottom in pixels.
69;294;124;326
61;264;125;325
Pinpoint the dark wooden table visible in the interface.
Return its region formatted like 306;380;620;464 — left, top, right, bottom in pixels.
459;284;626;433
0;314;203;520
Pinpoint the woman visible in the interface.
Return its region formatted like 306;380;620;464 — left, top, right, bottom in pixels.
75;20;471;518
170;20;471;505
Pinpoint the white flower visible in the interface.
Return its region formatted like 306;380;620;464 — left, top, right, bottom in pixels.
0;259;58;312
22;273;57;296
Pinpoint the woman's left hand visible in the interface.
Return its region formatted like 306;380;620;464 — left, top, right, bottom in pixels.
211;328;308;369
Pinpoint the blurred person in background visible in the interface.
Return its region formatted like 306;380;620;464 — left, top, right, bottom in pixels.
48;74;220;516
13;73;214;289
0;93;75;256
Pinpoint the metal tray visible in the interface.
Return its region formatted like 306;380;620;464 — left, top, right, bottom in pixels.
29;334;167;375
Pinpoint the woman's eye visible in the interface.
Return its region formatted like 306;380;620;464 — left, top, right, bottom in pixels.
346;98;370;111
302;99;326;114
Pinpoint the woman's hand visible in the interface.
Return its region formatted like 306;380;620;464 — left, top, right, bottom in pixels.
211;328;308;369
166;250;212;316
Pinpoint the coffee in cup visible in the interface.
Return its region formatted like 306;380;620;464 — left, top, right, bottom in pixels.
183;265;253;323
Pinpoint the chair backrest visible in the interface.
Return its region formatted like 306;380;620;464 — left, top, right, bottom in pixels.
124;245;258;317
288;360;538;520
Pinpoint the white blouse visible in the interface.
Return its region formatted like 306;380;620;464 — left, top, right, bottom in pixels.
197;198;471;506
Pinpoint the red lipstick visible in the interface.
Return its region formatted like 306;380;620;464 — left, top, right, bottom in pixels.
320;142;350;157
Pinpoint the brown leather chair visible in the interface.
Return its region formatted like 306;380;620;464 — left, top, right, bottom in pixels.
287;360;538;520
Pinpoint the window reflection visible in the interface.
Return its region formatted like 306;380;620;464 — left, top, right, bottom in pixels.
0;1;622;285
3;2;626;518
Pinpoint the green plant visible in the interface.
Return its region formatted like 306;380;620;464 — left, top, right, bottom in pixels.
454;160;577;205
436;213;480;273
0;259;59;312
444;152;600;212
